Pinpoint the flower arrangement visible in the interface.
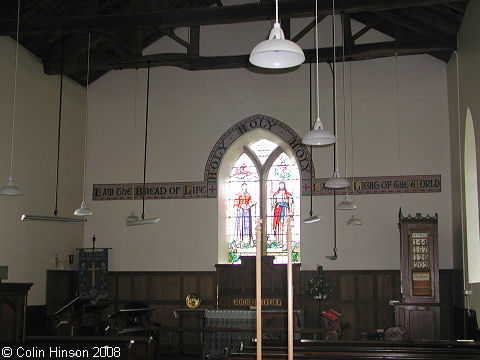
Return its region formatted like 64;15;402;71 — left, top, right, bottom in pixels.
303;264;332;300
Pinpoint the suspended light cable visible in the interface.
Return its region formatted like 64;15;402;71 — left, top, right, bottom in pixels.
337;14;356;210
74;34;94;216
127;62;159;226
302;0;336;146
325;0;349;189
347;60;362;226
0;0;22;196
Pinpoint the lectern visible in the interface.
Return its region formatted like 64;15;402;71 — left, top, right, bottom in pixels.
395;209;440;340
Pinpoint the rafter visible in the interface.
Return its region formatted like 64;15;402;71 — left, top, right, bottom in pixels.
352;15;383;41
44;40;455;80
0;0;464;35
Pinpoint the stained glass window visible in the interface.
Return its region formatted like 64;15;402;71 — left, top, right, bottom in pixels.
226;153;260;264
266;153;301;264
226;143;300;265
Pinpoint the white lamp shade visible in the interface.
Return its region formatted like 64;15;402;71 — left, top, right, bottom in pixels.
0;178;21;196
302;117;336;146
347;212;363;226
125;212;139;222
250;23;305;69
74;201;93;216
337;194;357;210
325;169;350;189
304;214;321;224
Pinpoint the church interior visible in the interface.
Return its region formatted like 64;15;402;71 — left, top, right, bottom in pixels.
1;0;480;358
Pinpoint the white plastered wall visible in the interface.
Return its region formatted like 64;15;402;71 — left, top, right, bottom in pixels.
0;37;85;304
85;16;452;272
447;0;480;313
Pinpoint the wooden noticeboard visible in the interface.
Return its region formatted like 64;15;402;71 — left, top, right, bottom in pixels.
398;209;439;304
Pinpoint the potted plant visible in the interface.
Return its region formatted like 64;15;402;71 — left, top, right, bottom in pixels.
303;264;332;301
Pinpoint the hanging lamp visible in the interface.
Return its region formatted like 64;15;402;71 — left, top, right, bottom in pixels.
249;0;304;69
337;13;357;210
126;63;159;226
325;0;349;189
1;0;23;196
21;31;85;224
125;70;140;224
304;59;321;224
75;34;94;216
302;0;335;146
346;60;363;226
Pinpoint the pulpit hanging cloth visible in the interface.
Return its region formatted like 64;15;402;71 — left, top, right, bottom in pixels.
78;249;108;300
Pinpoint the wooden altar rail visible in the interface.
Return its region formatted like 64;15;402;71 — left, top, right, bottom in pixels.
229;341;480;360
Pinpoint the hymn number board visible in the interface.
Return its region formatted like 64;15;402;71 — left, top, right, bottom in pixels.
410;232;432;296
399;210;439;304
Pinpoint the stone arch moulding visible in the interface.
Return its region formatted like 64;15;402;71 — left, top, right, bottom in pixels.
204;114;313;198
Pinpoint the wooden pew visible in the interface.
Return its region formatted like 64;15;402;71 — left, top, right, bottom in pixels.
229;340;480;360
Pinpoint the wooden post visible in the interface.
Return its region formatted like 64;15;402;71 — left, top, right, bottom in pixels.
255;219;262;360
287;217;293;360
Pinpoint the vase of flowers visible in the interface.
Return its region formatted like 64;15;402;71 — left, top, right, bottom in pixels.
303;264;332;301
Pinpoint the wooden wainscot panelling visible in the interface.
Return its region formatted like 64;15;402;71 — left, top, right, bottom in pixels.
116;275;132;300
43;268;452;348
198;274;215;302
358;275;374;301
132;275;148;300
339;274;356;301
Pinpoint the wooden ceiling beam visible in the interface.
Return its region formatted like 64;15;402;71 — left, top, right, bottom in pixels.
372;10;455;40
44;39;455;76
0;0;464;35
398;8;459;35
351;15;383;41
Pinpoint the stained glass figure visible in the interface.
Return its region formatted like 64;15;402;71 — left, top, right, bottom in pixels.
266;153;300;264
227;153;260;264
249;139;278;165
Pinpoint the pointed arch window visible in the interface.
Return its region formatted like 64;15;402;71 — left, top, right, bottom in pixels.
226;139;300;264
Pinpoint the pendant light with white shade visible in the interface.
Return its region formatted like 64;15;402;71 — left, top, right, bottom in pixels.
1;0;22;196
74;34;94;217
302;0;336;146
249;0;305;69
346;60;362;226
337;13;356;210
126;63;159;227
304;59;321;224
325;0;349;190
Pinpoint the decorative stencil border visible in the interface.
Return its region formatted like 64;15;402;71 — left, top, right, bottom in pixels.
92;182;208;201
301;174;441;196
92;175;440;201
